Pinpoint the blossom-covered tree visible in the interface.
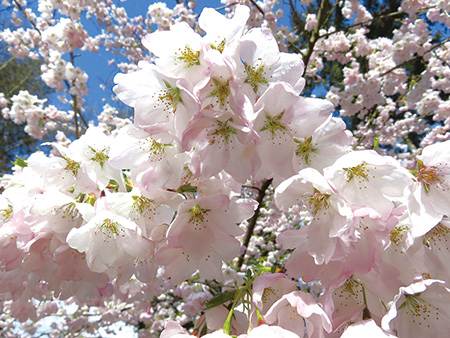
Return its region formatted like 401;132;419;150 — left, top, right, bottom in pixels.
0;0;450;337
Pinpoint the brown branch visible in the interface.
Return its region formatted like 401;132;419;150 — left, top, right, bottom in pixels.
235;178;273;270
301;0;331;76
12;0;42;35
249;0;265;17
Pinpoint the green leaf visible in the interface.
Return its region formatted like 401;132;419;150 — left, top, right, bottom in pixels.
203;290;236;311
373;138;379;151
11;156;28;167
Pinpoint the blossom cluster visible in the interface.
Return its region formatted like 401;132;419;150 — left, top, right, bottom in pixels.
1;1;450;337
302;0;450;163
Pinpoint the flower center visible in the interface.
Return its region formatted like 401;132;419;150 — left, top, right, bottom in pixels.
260;111;288;139
294;136;317;165
175;45;201;68
0;205;13;224
416;160;448;193
423;222;450;248
138;137;169;161
342;277;362;297
53;202;79;222
157;80;182;114
210;118;238;145
63;156;81;176
132;195;155;216
390;225;409;246
306;189;330;216
96;218;124;240
244;62;269;93
188;204;210;227
402;294;437;327
343;161;374;186
89;146;109;168
148;137;165;156
210;78;231;107
210;38;226;53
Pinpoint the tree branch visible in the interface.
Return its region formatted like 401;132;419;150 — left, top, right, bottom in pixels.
301;0;330;75
12;0;42;35
235;178;273;270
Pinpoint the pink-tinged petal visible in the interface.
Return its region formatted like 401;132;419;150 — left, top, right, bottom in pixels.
239;324;301;338
253;273;299;314
199;5;249;43
265;291;332;338
341;319;396;338
324;150;413;220
381;279;450;337
289;98;333;138
154;245;197;285
254;83;299;119
160;320;190;338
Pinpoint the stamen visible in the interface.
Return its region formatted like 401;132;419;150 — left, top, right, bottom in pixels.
210;39;226;53
175;45;201;68
132;195;155;215
188;204;210;229
260;111;288;140
244;63;269;93
156;80;183;114
294;136;317;165
305;189;330;216
416;160;448;194
343;161;375;189
89;146;109;168
63;156;81;176
423;222;450;249
96;218;124;240
0;205;13;224
210;118;238;145
210;78;231;107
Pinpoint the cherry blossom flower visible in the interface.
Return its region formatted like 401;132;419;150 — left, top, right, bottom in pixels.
252;273;299;315
66;208;153;273
182;111;259;182
199;5;250;59
68;127;124;191
142;22;209;90
381;279;450;337
113;62;199;138
324;150;413;220
253;83;332;182
156;194;256;284
408;140;450;237
276;168;353;266
238;28;305;98
108;125;186;193
264;291;332;338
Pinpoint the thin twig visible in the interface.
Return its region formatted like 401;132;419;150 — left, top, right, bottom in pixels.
215;2;239;11
13;0;42;35
248;0;265;16
235;178;273;270
302;0;330;75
